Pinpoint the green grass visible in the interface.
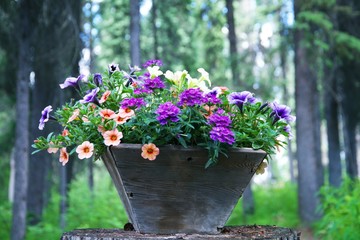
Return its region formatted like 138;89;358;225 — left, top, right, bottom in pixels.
227;182;300;228
26;165;128;240
314;178;360;240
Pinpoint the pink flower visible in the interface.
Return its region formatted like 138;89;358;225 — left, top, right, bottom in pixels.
114;114;130;125
103;129;123;146
118;108;135;118
76;141;94;159
100;109;116;120
82;116;89;122
62;129;69;136
67;109;80;123
59;148;69;166
47;142;58;154
97;125;106;134
99;90;111;104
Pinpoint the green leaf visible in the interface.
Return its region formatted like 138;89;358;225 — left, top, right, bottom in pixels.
46;132;54;142
252;142;264;150
177;136;188;148
31;149;43;155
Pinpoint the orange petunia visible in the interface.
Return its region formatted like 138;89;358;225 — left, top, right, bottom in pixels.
141;143;160;161
59;147;69;166
76;141;94;159
100;109;116;120
103;129;123;146
99;90;111;104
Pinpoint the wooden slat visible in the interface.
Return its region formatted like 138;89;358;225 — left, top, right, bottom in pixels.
102;144;266;234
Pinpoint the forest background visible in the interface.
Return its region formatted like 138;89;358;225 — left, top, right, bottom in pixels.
1;0;360;239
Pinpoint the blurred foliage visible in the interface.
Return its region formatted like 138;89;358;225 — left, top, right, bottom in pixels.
315;178;360;240
25;166;127;240
227;182;300;228
0;175;300;239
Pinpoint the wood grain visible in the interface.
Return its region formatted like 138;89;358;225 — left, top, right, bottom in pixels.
102;144;266;234
61;226;301;240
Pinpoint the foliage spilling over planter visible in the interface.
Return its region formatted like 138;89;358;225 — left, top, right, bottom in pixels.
33;59;294;169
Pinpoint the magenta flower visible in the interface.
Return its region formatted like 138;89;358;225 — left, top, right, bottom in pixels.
203;89;222;105
38;105;53;130
121;97;145;109
144;77;165;90
208;113;232;128
155;102;181;125
178;88;205;106
143;59;163;68
209;127;235;145
80;88;100;104
59;74;84;89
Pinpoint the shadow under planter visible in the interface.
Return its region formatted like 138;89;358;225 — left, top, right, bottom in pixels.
102;144;267;234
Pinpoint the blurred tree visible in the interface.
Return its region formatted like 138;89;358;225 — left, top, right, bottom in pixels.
11;0;32;239
130;0;141;66
294;0;324;224
225;0;240;87
337;0;360;180
27;0;82;226
151;0;159;59
0;0;17;100
97;0;130;67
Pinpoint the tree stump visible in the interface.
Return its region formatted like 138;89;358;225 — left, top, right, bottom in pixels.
61;225;301;240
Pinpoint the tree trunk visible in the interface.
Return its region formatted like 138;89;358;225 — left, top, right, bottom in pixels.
225;0;240;88
325;66;342;187
337;0;360;179
294;0;323;224
130;0;141;66
11;0;31;239
151;0;159;59
242;182;254;219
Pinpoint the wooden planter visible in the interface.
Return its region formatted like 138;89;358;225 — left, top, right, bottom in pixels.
102;144;266;234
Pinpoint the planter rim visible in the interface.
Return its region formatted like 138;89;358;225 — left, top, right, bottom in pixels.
110;143;267;154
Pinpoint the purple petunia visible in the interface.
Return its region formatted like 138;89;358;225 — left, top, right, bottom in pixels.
228;91;257;112
38;105;53;130
80;87;100;104
144;77;165;90
208;113;232;128
93;73;103;87
121;97;146;109
59;74;84;89
203;88;222;105
178;88;205;106
143;59;163;68
155;102;181;125
108;63;120;74
209;127;235;145
270;102;295;123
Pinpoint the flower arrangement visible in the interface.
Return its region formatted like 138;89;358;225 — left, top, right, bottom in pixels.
33;59;295;170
